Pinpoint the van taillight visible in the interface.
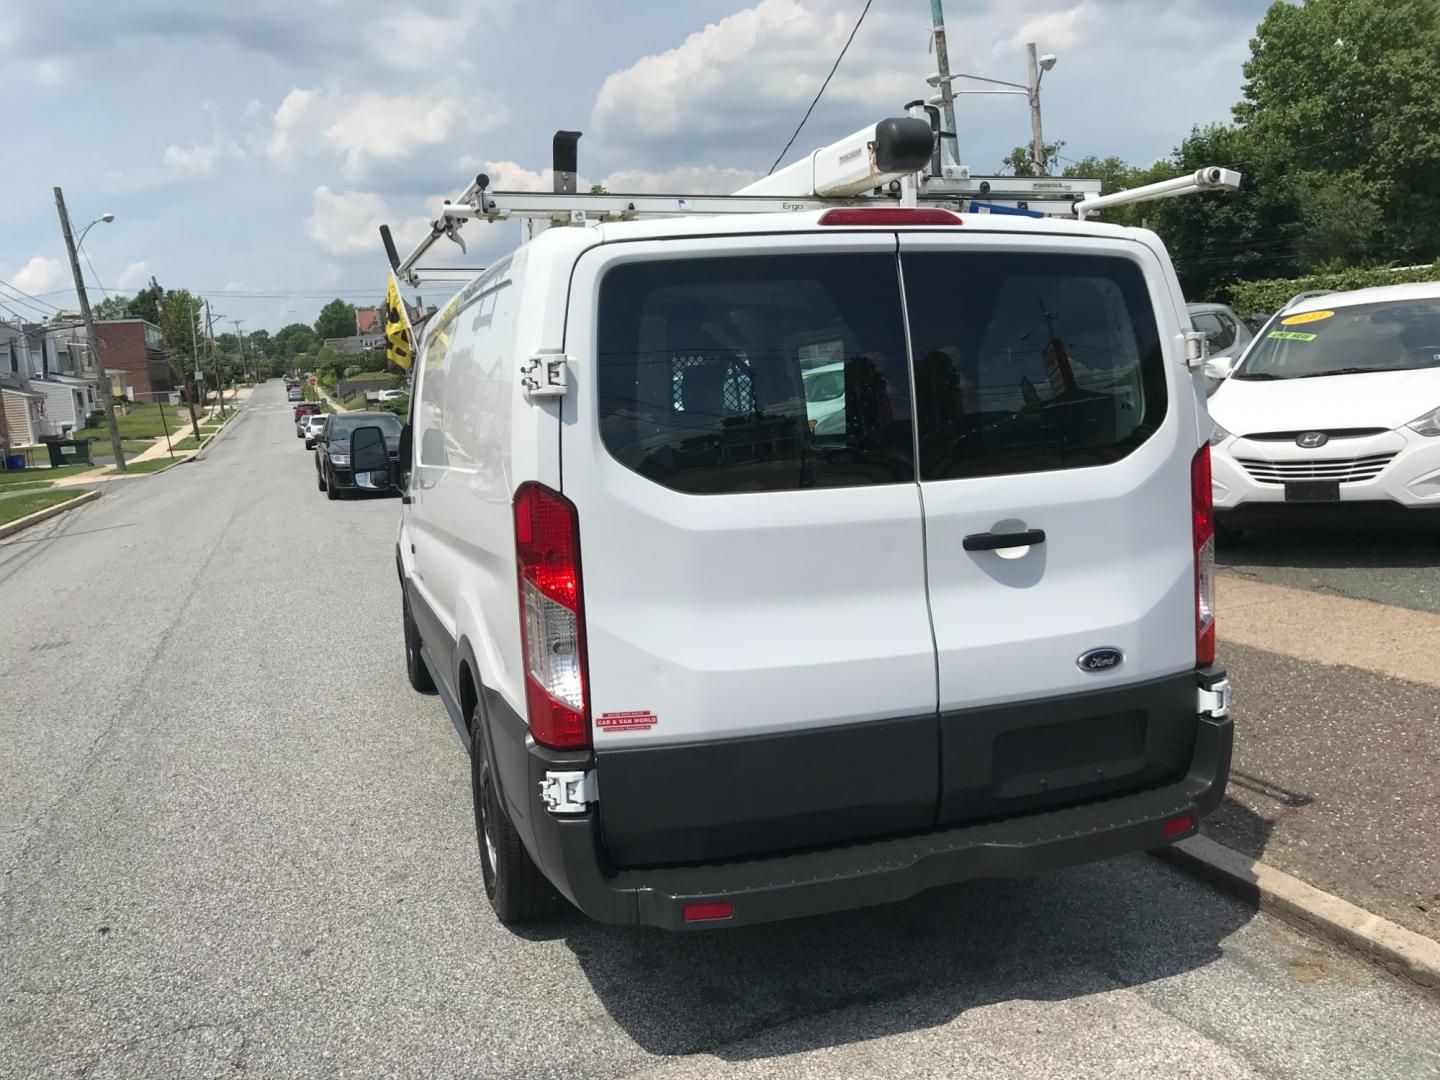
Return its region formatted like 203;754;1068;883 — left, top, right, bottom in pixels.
1192;445;1216;667
514;482;590;749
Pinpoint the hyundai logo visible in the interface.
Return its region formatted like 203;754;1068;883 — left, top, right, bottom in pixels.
1296;431;1329;448
1077;648;1124;673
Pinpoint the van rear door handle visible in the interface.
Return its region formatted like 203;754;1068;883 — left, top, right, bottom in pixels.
963;529;1046;551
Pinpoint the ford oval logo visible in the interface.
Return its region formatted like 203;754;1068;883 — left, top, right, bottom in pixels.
1296;431;1329;448
1077;647;1124;673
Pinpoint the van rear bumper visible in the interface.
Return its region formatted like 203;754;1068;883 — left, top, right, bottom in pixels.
519;671;1232;930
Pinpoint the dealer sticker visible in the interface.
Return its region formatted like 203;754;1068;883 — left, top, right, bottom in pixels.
1268;330;1317;341
1281;310;1334;325
597;710;658;732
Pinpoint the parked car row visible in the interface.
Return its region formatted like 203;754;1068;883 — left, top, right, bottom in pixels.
295;405;405;501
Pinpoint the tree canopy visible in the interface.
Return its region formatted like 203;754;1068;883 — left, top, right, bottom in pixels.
313;299;357;341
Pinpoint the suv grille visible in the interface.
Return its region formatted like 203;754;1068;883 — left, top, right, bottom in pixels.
1236;452;1397;485
1241;427;1388;441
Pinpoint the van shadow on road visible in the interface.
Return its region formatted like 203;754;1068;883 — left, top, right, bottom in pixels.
1219;525;1439;573
511;840;1269;1061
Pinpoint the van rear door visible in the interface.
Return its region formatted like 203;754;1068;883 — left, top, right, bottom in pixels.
562;233;937;866
897;233;1199;825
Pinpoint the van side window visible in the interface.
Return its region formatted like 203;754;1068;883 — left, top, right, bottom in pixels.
902;253;1166;480
417;313;457;468
597;254;914;494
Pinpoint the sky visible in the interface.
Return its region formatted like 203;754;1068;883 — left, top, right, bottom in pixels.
1;0;1275;334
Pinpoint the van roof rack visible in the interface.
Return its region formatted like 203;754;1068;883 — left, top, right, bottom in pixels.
384;103;1241;286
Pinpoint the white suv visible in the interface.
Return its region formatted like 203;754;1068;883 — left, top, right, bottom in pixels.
1208;282;1440;534
394;208;1232;929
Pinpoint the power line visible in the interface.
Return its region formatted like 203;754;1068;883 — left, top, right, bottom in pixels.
80;247;111;300
0;279;63;313
766;0;875;175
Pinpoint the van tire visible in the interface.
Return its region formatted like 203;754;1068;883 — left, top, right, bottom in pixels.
471;715;552;924
402;592;435;693
317;470;327;492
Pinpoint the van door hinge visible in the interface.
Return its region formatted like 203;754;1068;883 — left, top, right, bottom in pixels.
539;769;597;814
521;352;570;399
1197;678;1231;719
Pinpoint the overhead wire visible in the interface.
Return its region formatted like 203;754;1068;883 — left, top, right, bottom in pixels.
766;0;875;175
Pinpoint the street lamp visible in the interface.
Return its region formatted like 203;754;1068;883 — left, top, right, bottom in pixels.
934;43;1058;174
76;212;115;248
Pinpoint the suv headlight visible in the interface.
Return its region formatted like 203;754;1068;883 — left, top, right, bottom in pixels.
1208;421;1232;446
330;452;351;466
1406;406;1440;437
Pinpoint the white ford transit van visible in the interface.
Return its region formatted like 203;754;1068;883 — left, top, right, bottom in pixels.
394;206;1232;929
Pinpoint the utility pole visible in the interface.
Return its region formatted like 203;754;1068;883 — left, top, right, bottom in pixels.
54;186;126;470
152;277;202;441
1027;42;1047;175
204;300;222;418
232;319;252;385
929;1;959;167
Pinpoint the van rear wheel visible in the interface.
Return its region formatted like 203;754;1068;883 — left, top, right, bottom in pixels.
471;713;553;923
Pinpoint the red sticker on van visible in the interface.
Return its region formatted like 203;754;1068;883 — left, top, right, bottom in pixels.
597;710;658;732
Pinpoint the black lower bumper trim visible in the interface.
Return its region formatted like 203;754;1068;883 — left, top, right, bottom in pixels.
523;695;1232;930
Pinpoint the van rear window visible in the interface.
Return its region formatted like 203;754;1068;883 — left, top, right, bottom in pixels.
903;252;1165;479
596;255;915;494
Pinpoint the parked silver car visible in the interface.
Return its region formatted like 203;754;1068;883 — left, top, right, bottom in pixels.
1187;302;1253;395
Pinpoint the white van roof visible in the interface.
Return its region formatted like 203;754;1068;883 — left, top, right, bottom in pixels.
586;208;1147;245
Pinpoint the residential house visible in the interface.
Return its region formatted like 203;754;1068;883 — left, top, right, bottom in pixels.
95;318;174;400
354;306;385;351
37;323;100;434
1;322;48;450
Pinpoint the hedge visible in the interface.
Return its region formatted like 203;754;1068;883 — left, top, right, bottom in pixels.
1216;262;1440;316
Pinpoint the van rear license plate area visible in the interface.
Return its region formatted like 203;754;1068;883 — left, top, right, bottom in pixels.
1284;480;1340;502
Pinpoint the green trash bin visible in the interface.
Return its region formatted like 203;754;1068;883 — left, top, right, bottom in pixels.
46;439;93;468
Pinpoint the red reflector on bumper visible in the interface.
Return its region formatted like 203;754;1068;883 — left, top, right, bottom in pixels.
1162;813;1195;838
682;901;734;922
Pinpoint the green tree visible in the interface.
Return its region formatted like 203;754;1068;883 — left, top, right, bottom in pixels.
1000;142;1066;177
215;331;240;353
93;294;131;320
1234;0;1440;273
273;322;319;358
126;286;162;325
313;298;357;341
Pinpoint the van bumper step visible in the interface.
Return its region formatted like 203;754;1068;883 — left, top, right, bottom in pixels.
530;709;1232;930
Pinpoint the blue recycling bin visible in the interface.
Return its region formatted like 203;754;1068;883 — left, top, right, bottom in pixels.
4;454;24;471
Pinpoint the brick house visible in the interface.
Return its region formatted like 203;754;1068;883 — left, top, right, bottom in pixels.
95;319;174;400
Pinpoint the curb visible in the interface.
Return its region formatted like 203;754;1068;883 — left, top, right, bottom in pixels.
1156;835;1440;991
0;488;101;540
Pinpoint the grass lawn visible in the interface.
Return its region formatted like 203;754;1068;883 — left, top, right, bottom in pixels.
0;464;93;487
0;488;87;526
103;458;179;477
165;437;201;452
122;439;156;454
74;403;195;443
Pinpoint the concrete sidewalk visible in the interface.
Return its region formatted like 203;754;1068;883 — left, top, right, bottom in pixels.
1210;572;1440;942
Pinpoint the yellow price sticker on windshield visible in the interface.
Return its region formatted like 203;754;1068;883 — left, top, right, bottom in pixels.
1281;310;1334;326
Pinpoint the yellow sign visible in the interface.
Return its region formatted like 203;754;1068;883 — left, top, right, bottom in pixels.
1281;310;1334;326
384;273;415;370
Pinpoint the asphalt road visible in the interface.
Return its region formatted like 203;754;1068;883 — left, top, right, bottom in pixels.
3;382;1439;1080
1219;527;1440;614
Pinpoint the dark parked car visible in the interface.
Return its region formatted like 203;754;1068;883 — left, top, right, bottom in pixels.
315;411;403;499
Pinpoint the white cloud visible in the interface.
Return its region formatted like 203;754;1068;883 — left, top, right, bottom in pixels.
304;186;431;257
12;256;64;296
267;87;505;182
163;135;243;180
224;280;245;292
34;58;64;85
600;165;758;194
116;261;152;291
591;0;917;144
997;3;1093;55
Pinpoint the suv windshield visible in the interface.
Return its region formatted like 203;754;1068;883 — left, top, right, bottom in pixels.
326;413;402;441
1237;299;1440;380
